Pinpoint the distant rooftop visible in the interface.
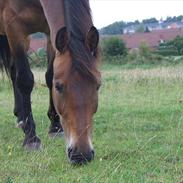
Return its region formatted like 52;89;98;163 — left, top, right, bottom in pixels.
121;28;183;49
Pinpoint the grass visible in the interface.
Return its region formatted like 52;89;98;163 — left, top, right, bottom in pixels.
1;64;183;182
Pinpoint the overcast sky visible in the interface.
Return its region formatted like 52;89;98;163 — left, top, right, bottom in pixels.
90;0;183;28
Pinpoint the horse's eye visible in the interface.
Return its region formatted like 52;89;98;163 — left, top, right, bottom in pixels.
55;82;64;93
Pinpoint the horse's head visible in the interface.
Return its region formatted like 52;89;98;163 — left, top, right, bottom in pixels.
52;26;100;164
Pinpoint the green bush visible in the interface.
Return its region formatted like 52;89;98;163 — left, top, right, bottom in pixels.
101;37;127;56
29;48;47;68
171;36;183;55
102;41;167;65
154;49;179;56
158;36;183;56
126;52;164;65
139;41;151;58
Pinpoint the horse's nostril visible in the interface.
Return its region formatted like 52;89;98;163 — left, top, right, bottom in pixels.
91;150;95;157
68;147;73;158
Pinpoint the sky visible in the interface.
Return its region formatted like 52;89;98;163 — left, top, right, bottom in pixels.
90;0;183;29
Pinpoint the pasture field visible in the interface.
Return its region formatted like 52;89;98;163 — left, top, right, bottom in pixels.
1;64;183;183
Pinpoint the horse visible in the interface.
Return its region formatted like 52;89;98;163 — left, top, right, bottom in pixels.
0;0;100;165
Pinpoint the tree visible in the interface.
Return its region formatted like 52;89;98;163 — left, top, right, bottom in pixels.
100;21;126;35
139;41;151;58
102;37;127;56
171;36;183;55
136;24;144;33
142;18;158;24
176;15;183;22
144;26;150;33
134;20;140;25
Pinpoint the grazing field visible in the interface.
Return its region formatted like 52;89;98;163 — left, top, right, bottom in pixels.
1;64;183;183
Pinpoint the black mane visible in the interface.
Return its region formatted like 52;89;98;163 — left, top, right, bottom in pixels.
64;0;99;81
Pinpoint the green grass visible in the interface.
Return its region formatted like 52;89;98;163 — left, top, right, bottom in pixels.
1;64;183;182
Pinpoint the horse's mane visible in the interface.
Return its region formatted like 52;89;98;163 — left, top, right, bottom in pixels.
64;0;99;82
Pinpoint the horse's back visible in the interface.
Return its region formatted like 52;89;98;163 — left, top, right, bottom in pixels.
0;0;48;36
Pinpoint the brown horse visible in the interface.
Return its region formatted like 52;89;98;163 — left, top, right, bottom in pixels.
0;0;100;164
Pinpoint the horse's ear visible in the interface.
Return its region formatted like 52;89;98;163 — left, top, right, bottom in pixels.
86;26;99;52
55;27;68;53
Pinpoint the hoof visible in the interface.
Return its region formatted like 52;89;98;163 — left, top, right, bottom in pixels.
23;135;42;150
24;142;42;150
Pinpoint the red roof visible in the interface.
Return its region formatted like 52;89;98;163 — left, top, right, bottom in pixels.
29;28;183;52
29;38;47;52
122;28;183;49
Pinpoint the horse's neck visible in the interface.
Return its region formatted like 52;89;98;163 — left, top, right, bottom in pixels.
39;0;65;49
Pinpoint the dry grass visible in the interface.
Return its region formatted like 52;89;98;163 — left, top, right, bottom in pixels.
1;66;183;83
103;66;183;81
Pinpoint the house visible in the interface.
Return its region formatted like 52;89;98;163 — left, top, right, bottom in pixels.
167;23;179;29
121;28;183;50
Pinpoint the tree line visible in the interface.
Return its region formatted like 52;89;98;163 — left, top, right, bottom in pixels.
100;15;183;35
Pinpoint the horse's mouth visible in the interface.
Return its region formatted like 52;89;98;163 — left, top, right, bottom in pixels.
67;147;94;165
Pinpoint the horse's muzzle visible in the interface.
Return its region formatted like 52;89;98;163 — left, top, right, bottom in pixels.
68;147;94;165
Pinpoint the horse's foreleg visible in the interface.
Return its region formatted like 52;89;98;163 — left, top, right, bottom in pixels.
45;37;63;137
13;46;41;149
10;64;24;122
5;26;41;150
